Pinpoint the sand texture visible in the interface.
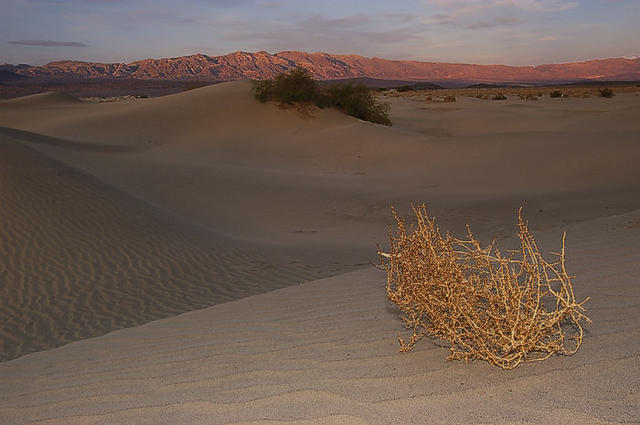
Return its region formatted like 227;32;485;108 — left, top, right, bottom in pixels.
1;82;639;423
1;211;639;424
0;138;353;362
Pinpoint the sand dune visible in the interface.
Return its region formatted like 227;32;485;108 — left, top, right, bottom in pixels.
3;92;82;108
0;137;356;361
0;81;639;423
2;81;639;246
1;210;638;424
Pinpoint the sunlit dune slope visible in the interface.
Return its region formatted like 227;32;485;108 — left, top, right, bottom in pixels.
1;81;639;249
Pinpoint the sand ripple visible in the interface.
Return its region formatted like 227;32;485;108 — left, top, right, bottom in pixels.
1;209;639;424
0;138;355;362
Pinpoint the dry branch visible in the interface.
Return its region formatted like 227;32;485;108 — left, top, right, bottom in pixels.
378;205;591;370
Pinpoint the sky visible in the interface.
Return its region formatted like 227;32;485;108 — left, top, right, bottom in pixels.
1;0;638;66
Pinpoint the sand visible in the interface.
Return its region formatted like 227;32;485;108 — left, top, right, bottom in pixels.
0;82;639;423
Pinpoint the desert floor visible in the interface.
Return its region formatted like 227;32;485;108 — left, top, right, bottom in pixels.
1;82;639;424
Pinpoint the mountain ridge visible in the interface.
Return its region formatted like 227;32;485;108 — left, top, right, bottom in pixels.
6;51;640;84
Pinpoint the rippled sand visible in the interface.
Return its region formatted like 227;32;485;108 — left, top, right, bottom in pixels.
0;83;639;423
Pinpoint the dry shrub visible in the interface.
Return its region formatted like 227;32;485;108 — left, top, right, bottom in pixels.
599;87;615;98
426;95;456;103
378;205;591;370
573;90;591;98
277;101;319;119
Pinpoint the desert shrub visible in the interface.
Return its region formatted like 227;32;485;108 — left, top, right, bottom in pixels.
573;90;591;98
426;95;456;103
253;79;274;102
253;68;391;126
396;85;413;93
378;205;591;370
492;93;507;100
550;90;563;98
325;83;392;126
599;87;615;98
253;66;320;104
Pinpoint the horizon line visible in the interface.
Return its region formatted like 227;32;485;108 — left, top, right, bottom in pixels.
5;50;639;68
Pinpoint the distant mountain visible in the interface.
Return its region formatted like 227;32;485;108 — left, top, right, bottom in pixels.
9;51;640;84
0;69;27;82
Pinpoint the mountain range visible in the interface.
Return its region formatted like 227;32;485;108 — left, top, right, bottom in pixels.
3;51;640;84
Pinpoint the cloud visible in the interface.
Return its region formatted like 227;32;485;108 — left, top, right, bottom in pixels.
425;0;577;14
466;16;523;29
205;13;426;58
9;40;89;47
256;0;284;6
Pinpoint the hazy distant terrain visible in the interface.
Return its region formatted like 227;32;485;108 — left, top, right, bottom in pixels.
4;51;640;83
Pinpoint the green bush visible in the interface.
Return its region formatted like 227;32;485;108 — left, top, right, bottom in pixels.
253;79;274;102
253;67;392;126
396;85;413;93
550;90;563;98
325;83;392;126
253;66;320;104
599;87;615;98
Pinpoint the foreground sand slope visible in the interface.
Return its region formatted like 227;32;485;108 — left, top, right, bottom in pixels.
0;137;356;361
1;81;640;362
1;209;638;424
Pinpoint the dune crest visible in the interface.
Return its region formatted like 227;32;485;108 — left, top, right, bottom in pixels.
1;91;82;108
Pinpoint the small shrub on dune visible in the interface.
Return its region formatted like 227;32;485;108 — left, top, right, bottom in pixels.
599;87;615;98
253;66;320;104
550;90;563;98
253;67;391;126
253;79;275;103
378;205;591;370
325;83;392;126
492;93;507;100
